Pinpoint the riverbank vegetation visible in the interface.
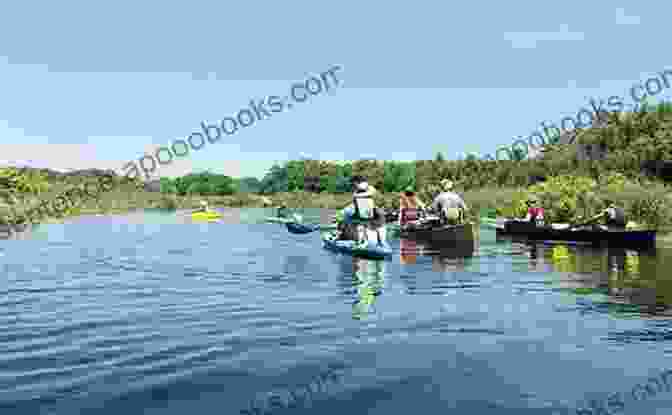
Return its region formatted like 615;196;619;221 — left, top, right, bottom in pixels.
2;102;672;230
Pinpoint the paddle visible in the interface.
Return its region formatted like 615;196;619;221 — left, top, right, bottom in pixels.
285;222;319;234
568;212;604;231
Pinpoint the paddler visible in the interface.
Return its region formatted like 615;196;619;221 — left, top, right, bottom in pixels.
521;195;545;225
430;179;467;225
336;176;377;242
398;185;427;227
193;200;211;213
588;198;627;230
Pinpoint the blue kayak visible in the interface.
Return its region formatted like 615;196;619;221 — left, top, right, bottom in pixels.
285;222;321;234
321;231;392;260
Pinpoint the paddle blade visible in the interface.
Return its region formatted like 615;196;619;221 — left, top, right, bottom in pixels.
285;223;320;234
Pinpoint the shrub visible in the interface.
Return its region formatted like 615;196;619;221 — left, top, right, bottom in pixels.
482;174;672;228
157;196;179;210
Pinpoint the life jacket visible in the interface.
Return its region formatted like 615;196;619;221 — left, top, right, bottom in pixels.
528;207;545;225
606;207;626;226
353;191;374;220
528;207;544;219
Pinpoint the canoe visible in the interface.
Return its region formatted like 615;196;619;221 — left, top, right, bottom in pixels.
191;211;222;220
388;219;474;244
496;220;656;247
321;230;392;260
401;223;474;243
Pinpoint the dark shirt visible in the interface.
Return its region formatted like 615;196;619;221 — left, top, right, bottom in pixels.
605;207;626;227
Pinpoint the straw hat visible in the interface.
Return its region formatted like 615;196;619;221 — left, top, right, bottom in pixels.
440;179;454;190
526;195;539;205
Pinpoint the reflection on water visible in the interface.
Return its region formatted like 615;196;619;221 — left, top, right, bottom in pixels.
397;227;672;324
333;256;387;320
399;238;478;272
507;241;672;321
399;237;476;273
0;223;34;240
351;257;386;320
5;210;672;414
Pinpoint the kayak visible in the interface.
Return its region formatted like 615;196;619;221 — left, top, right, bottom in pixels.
191;211;222;220
265;216;294;223
286;222;320;234
321;230;392;260
496;220;656;247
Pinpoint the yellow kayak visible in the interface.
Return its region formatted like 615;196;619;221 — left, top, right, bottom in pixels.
191;211;222;220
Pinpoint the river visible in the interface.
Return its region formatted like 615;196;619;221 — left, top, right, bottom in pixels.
2;208;672;414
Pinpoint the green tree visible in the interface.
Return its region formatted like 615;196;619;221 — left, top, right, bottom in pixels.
236;177;262;193
159;177;177;193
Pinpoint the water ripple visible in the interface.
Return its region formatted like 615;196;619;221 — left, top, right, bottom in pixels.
2;217;672;414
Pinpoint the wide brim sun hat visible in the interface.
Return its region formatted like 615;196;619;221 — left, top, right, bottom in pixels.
440;179;454;190
526;195;539;205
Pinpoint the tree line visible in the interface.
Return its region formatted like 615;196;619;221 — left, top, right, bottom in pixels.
255;102;672;194
158;172;263;195
148;101;672;196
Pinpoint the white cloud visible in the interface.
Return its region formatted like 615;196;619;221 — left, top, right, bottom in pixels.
0;137;278;179
0;143;109;171
503;24;585;49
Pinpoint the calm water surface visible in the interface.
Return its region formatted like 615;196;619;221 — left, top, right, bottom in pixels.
2;209;672;414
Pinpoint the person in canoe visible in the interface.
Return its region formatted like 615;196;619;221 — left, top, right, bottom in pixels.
398;185;427;228
430;179;467;225
520;195;545;225
587;199;626;230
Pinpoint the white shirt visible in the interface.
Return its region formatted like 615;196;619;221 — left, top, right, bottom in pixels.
366;226;386;243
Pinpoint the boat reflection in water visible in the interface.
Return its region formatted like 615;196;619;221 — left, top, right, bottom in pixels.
510;240;672;320
350;256;387;320
399;232;477;273
0;223;34;240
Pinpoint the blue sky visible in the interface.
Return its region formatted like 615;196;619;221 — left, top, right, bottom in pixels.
1;1;671;180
